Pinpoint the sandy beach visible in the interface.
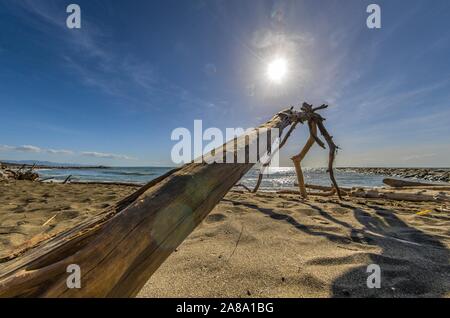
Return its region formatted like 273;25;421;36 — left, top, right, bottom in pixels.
0;180;448;297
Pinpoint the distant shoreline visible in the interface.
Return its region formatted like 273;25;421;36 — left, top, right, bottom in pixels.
2;161;449;170
2;161;449;183
0;161;109;170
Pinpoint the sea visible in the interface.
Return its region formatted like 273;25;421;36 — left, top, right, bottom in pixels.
37;166;390;190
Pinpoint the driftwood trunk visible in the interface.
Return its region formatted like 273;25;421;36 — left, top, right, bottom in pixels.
0;109;294;298
383;178;447;188
350;188;450;202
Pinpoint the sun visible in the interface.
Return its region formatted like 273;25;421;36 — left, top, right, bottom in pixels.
267;58;287;83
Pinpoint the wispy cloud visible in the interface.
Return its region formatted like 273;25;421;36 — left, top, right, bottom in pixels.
1;145;42;153
47;149;74;155
339;78;450;125
6;0;219;114
81;151;135;160
242;2;366;108
0;144;135;160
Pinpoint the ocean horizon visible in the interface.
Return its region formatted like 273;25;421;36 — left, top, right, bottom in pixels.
36;166;396;189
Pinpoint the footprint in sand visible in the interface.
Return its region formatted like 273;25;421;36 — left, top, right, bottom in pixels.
13;206;26;213
312;216;330;225
330;207;350;215
56;210;80;221
296;208;317;216
307;253;411;267
205;213;227;223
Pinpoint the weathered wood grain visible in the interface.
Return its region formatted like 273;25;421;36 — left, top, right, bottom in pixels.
0;109;294;298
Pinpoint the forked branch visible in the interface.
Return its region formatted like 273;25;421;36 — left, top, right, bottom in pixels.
251;102;341;200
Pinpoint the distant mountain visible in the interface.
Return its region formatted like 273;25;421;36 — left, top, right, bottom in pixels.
0;160;90;167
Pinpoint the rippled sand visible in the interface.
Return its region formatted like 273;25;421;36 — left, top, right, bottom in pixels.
1;181;449;297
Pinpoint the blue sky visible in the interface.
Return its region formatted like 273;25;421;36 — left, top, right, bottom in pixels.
0;0;449;167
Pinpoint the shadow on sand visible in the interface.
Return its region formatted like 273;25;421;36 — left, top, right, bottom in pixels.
222;198;450;297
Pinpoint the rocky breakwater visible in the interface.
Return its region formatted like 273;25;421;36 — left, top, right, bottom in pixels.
337;167;450;183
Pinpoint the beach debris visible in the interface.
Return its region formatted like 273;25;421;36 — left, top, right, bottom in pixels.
234;183;252;192
17;170;39;181
349;188;450;202
0;164;39;181
227;225;244;262
42;214;58;226
382;178;450;191
39;177;56;183
416;209;433;216
250;102;342;200
63;175;72;184
277;188;338;197
290;119;317;198
0;169;11;181
383;178;444;188
277;182;450;203
293;103;341;200
252;119;299;193
276;183;350;197
295;183;350;196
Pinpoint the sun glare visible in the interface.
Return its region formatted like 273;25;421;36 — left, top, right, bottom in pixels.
267;58;287;83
